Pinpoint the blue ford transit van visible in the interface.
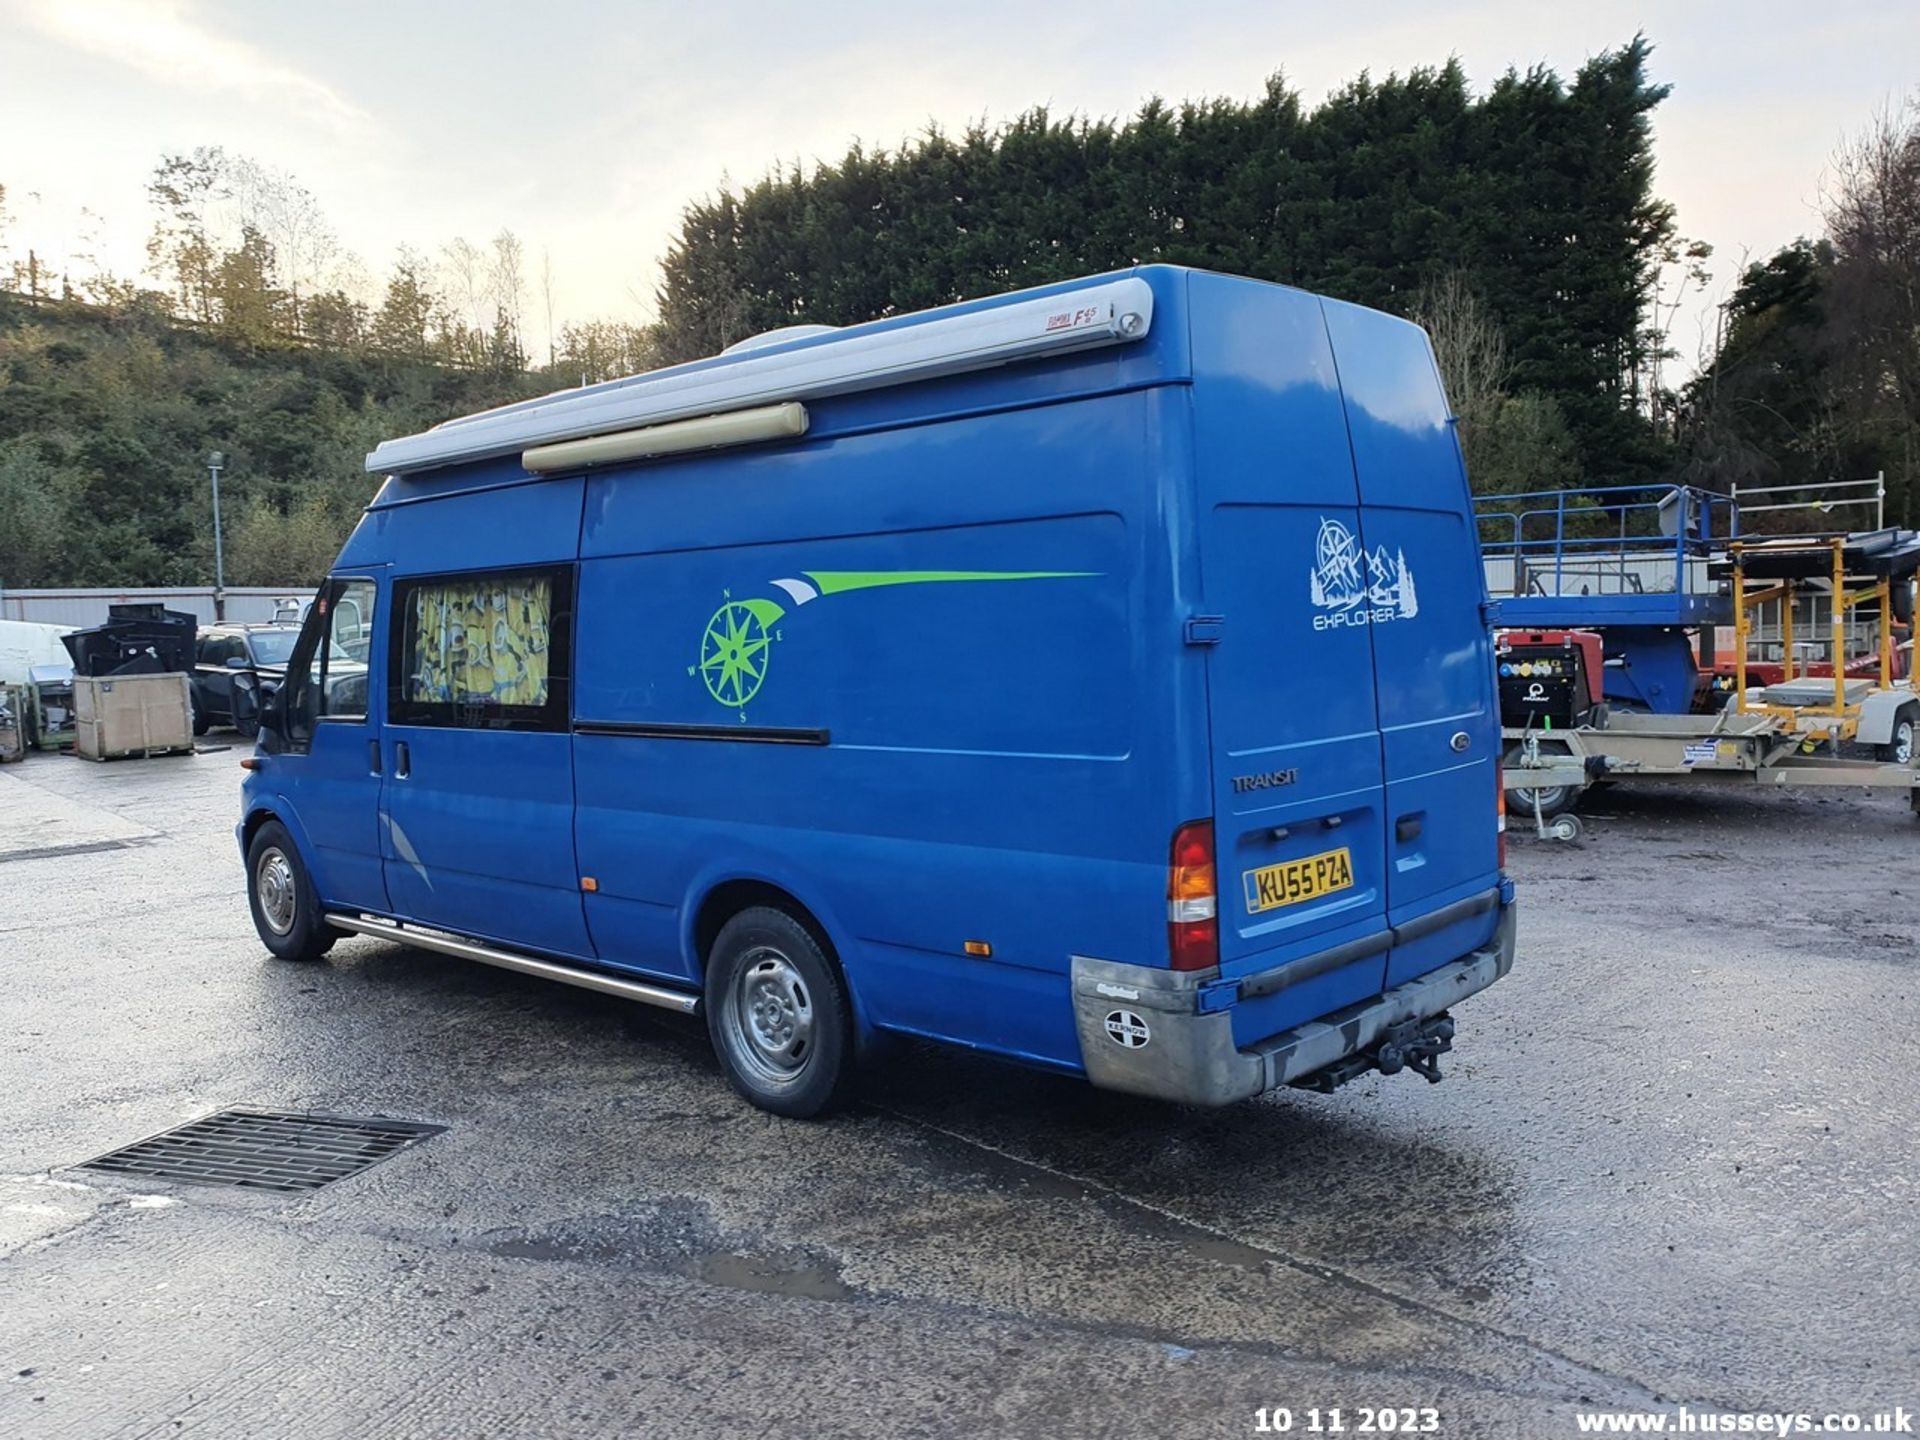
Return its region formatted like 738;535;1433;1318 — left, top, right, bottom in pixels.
239;265;1516;1117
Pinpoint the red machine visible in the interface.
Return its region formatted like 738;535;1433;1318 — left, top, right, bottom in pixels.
1495;629;1605;730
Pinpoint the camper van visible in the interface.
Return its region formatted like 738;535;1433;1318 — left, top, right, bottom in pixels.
237;265;1517;1117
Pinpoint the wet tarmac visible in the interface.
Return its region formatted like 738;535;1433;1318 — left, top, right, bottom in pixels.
2;753;1916;1438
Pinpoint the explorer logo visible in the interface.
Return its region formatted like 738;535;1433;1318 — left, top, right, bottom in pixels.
1308;517;1419;631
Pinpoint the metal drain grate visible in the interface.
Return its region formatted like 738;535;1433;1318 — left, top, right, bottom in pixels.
78;1109;444;1193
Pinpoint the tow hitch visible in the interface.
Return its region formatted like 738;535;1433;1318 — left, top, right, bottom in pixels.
1289;1014;1457;1093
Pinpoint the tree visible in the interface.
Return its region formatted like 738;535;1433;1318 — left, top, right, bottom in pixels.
652;39;1677;484
226;489;370;587
1411;271;1508;443
554;319;657;384
146;147;228;323
0;439;69;585
302;289;367;350
1822;95;1920;522
371;247;438;359
213;226;283;343
539;247;557;369
1682;95;1919;525
229;156;340;332
487;229;526;371
1410;270;1583;496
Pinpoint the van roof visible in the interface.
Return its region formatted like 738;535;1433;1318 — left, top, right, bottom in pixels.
365;268;1170;478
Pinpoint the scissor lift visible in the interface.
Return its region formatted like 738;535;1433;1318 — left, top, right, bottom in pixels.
1479;484;1919;835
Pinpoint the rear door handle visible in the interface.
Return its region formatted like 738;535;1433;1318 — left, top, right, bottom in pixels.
368;739;382;775
394;740;410;779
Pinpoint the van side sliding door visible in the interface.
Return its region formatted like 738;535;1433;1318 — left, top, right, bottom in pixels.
379;563;594;959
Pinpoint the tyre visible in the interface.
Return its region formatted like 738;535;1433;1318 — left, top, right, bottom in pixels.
705;905;855;1119
1878;704;1917;766
1503;743;1582;819
190;698;210;737
245;820;335;962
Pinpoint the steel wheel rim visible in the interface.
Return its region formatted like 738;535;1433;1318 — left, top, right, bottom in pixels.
724;947;814;1086
256;847;297;936
1511;784;1570;812
1897;719;1916;767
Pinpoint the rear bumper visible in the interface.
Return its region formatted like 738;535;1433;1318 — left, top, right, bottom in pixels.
1070;898;1517;1106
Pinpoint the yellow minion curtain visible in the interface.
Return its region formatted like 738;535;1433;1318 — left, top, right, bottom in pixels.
406;575;552;707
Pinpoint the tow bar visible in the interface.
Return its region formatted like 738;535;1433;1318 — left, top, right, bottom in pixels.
1289;1014;1457;1093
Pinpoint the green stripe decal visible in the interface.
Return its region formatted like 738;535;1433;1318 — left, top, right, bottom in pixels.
800;570;1096;596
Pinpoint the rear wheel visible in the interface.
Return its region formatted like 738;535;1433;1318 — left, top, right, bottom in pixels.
1879;705;1917;766
245;820;334;962
705;906;855;1118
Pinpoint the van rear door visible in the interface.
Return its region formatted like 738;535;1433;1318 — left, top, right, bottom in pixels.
1319;299;1502;985
1189;275;1394;1033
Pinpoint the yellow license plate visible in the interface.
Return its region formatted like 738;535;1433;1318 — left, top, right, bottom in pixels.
1243;847;1354;914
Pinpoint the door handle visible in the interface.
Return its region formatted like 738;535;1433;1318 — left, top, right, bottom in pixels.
394;740;410;779
368;739;382;775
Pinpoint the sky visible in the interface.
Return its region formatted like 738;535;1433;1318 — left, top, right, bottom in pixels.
1;0;1915;375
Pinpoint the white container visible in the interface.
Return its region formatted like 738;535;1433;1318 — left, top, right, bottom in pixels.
72;673;194;760
0;683;28;762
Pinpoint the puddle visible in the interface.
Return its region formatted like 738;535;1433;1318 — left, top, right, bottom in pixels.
687;1250;854;1301
480;1205;855;1303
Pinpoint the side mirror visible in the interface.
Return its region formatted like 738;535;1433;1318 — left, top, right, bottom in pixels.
256;680;287;751
226;656;251;670
230;671;261;736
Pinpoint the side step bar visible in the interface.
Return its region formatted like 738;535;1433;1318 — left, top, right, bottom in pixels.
325;913;701;1015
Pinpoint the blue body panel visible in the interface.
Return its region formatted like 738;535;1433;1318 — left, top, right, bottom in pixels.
1319;298;1502;980
242;265;1506;1082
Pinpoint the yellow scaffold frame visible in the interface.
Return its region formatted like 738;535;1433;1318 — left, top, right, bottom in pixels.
1731;534;1895;744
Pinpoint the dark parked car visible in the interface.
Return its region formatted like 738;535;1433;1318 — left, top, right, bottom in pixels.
191;624;302;735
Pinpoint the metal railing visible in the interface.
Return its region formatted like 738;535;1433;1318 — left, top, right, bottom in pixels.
1475;485;1735;602
1730;474;1885;532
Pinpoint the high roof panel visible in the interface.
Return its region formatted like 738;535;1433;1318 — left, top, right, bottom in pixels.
365;274;1158;478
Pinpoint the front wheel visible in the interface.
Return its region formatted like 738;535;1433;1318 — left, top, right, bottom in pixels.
245;820;335;962
705;906;855;1118
1877;705;1917;766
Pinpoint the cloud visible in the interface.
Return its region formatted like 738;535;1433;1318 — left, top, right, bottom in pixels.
9;0;369;133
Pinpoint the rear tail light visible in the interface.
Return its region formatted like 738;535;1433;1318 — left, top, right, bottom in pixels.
1495;757;1507;868
1167;819;1219;972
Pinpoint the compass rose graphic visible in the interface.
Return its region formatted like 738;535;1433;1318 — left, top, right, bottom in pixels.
698;599;776;708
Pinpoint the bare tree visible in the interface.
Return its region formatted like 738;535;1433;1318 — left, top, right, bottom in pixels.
1410;271;1581;496
440;236;488;335
1411;270;1509;428
487;229;526;367
1823;93;1920;522
230;157;339;330
540;247;557;369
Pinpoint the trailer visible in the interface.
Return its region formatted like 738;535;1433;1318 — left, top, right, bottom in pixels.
1480;485;1919;833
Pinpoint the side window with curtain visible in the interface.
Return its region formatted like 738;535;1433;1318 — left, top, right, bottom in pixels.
389;566;573;731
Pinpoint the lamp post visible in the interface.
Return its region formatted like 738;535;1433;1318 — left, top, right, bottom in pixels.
208;450;226;621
